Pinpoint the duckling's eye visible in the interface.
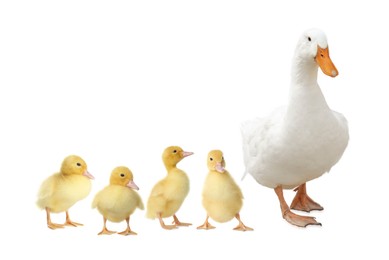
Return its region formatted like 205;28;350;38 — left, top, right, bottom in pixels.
120;173;125;177
222;157;224;161
173;150;177;153
308;37;311;42
210;158;213;161
76;163;81;167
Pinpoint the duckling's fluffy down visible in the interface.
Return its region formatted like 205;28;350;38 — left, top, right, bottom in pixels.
92;185;144;222
146;169;190;219
202;171;243;223
37;173;92;212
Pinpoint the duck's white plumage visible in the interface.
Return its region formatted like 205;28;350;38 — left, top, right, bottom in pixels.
242;28;349;190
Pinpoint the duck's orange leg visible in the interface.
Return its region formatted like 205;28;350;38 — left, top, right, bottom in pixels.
172;214;192;227
64;211;83;227
118;217;137;235
157;213;176;230
97;217;116;235
233;213;253;231
197;215;215;230
274;186;321;227
46;207;64;229
290;183;324;212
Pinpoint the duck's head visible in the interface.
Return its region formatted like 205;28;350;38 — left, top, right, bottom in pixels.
295;28;338;77
109;166;139;190
60;155;94;179
207;150;226;173
162;146;193;168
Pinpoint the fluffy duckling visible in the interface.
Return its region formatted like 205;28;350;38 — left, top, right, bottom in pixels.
36;155;94;229
197;150;252;231
92;166;144;235
147;146;193;230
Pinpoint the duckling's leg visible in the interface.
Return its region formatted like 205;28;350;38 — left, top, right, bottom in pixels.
197;216;215;230
290;183;324;212
274;186;321;227
172;214;192;227
64;211;83;227
233;213;253;231
157;213;176;230
45;208;64;229
98;217;116;235
118;217;137;236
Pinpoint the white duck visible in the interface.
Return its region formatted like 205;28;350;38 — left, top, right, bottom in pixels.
241;28;349;227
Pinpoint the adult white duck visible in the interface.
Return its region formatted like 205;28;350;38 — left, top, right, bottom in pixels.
241;28;349;227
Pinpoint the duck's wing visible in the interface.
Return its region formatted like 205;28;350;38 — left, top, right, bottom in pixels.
332;110;349;132
241;107;286;179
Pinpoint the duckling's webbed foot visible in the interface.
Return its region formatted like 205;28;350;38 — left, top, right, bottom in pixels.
158;213;177;230
118;217;137;235
45;208;64;230
98;227;116;235
98;217;116;235
197;216;215;230
233;213;253;231
290;183;324;212
172;215;192;227
48;222;65;230
64;211;83;227
118;228;137;236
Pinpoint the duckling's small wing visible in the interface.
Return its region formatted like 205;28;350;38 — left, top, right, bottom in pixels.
91;190;102;209
36;174;57;209
137;195;145;210
149;179;166;198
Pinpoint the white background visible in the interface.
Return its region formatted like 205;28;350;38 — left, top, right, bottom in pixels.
1;0;387;259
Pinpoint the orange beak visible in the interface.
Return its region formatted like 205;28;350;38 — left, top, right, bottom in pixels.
315;46;338;77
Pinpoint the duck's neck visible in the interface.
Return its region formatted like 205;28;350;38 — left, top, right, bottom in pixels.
165;164;178;172
291;55;318;86
286;56;330;120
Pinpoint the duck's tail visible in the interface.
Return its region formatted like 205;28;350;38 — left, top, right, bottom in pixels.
241;170;249;181
240;120;254;181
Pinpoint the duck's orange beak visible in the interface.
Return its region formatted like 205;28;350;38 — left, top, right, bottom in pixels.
315;46;338;77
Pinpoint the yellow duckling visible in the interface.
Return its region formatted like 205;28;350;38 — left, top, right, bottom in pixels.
147;146;193;230
197;150;253;231
36;155;95;229
92;166;144;235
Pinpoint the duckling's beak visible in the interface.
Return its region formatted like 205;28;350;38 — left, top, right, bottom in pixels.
181;151;194;158
215;162;225;173
315;46;338;77
83;170;95;180
126;180;139;190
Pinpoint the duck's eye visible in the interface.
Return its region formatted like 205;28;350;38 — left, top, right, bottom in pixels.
76;163;81;167
173;150;177;153
120;173;125;177
308;37;311;42
210;158;213;161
